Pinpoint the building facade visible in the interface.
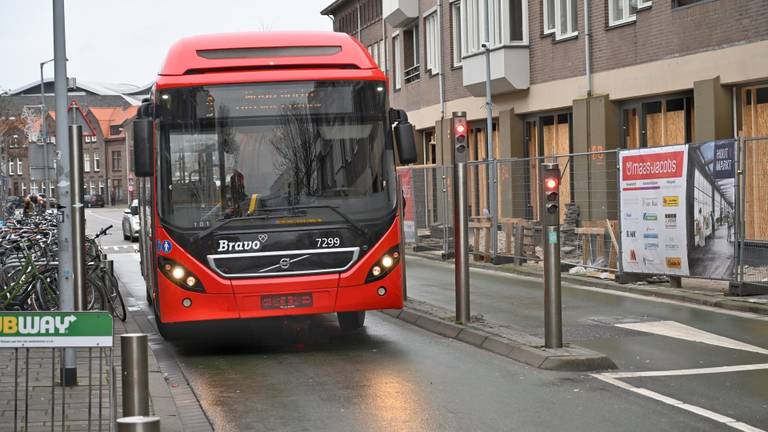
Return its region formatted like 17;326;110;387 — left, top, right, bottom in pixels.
0;78;145;204
321;0;768;236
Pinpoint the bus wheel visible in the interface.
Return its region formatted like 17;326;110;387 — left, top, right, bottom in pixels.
337;311;366;332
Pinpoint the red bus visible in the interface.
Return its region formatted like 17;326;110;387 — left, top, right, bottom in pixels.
132;32;416;339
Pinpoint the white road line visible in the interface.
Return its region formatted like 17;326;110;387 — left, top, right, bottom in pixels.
601;363;768;379
616;320;768;355
406;255;768;321
86;210;123;225
592;374;766;432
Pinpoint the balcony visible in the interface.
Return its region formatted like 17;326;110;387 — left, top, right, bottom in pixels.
462;46;530;97
383;0;418;28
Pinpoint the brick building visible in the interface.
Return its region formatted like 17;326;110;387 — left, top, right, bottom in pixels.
0;78;147;204
321;0;768;234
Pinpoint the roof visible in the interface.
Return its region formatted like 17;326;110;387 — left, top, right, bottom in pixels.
159;31;377;76
89;106;138;139
8;78;146;105
320;0;347;15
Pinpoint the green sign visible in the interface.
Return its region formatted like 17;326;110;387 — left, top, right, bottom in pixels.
0;312;113;348
548;231;558;244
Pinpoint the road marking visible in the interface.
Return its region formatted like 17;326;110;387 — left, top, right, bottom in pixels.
86;209;123;225
406;256;768;321
592;373;766;432
616;320;768;355
600;362;768;379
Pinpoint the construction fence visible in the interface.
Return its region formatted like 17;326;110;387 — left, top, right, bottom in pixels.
398;137;768;292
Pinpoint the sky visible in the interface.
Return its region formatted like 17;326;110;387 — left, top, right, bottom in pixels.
0;0;333;91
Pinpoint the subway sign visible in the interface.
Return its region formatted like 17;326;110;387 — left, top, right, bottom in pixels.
0;312;113;348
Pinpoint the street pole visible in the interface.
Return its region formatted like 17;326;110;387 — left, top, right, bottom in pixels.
484;0;497;261
53;0;78;385
40;59;54;199
452;112;470;324
70;125;86;311
541;163;563;348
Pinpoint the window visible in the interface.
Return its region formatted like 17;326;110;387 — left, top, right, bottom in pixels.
554;0;578;39
543;0;555;34
110;125;122;136
93;152;100;172
112;151;122;170
99;180;105;195
84;153;91;172
16;158;22;176
30;181;38;195
673;0;701;7
9;160;14;176
608;0;647;26
21;182;26;196
425;11;440;75
403;25;420;84
461;0;527;56
393;33;402;90
367;40;386;70
89;180;95;196
451;1;463;66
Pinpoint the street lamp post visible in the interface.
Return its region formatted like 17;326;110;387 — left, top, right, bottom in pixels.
40;58;55;199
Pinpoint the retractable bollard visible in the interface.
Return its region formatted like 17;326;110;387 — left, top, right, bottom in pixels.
540;163;563;349
452;112;471;324
121;334;149;417
117;416;161;432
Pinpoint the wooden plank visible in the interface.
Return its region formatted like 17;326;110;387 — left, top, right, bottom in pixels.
646;112;663;147
665;110;686;145
606;219;620;269
575;227;606;235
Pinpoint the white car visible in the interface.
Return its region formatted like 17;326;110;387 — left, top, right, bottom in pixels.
122;199;140;242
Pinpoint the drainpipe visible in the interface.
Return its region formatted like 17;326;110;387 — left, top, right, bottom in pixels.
584;0;592;97
437;0;445;120
357;0;362;38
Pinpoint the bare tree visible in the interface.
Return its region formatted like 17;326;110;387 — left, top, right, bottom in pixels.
270;106;318;205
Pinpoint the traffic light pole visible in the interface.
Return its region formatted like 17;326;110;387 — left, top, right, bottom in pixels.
541;163;563;348
452;112;470;324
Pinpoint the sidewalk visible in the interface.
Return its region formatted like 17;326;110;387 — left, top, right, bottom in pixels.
408;248;768;316
0;307;184;432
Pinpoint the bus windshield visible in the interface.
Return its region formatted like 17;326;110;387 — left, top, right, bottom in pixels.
156;81;396;232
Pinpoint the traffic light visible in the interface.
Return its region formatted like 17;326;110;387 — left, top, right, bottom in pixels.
452;112;468;162
540;163;560;226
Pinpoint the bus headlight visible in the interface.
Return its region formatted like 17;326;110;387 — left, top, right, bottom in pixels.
158;256;205;292
366;245;401;283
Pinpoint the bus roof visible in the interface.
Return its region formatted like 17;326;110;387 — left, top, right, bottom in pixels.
158;31;379;76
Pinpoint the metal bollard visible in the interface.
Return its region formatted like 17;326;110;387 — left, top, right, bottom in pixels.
121;334;149;417
117;416;161;432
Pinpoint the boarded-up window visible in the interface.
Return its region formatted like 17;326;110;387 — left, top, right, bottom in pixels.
467;123;499;219
539;113;571;220
623;95;693;148
741;84;768;240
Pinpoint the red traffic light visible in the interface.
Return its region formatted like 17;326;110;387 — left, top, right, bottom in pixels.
455;124;466;134
544;177;559;191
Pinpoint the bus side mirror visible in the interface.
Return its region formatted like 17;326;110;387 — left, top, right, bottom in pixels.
133;119;153;177
392;109;417;164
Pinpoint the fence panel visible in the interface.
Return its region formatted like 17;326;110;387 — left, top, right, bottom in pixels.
740;137;768;285
1;347;115;432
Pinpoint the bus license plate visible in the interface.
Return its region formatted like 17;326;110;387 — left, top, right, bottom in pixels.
261;294;313;310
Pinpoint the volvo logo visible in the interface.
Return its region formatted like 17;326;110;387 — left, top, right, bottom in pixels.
279;257;291;269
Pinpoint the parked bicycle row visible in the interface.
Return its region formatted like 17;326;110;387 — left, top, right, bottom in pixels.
0;212;126;320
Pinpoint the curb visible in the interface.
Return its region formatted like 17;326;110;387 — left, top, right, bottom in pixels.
382;301;617;372
408;251;768;316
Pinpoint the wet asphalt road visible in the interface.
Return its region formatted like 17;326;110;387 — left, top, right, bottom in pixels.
85;208;767;431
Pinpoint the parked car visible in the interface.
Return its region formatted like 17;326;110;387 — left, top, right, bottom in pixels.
122;199;140;242
84;194;105;208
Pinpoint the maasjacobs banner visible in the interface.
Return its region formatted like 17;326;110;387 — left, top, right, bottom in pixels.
620;146;689;276
0;312;113;348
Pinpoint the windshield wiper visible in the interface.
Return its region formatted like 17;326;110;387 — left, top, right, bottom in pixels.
264;204;375;246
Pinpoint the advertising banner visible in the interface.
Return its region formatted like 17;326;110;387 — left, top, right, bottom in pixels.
688;140;737;279
0;312;113;348
397;168;416;242
620;145;689;276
